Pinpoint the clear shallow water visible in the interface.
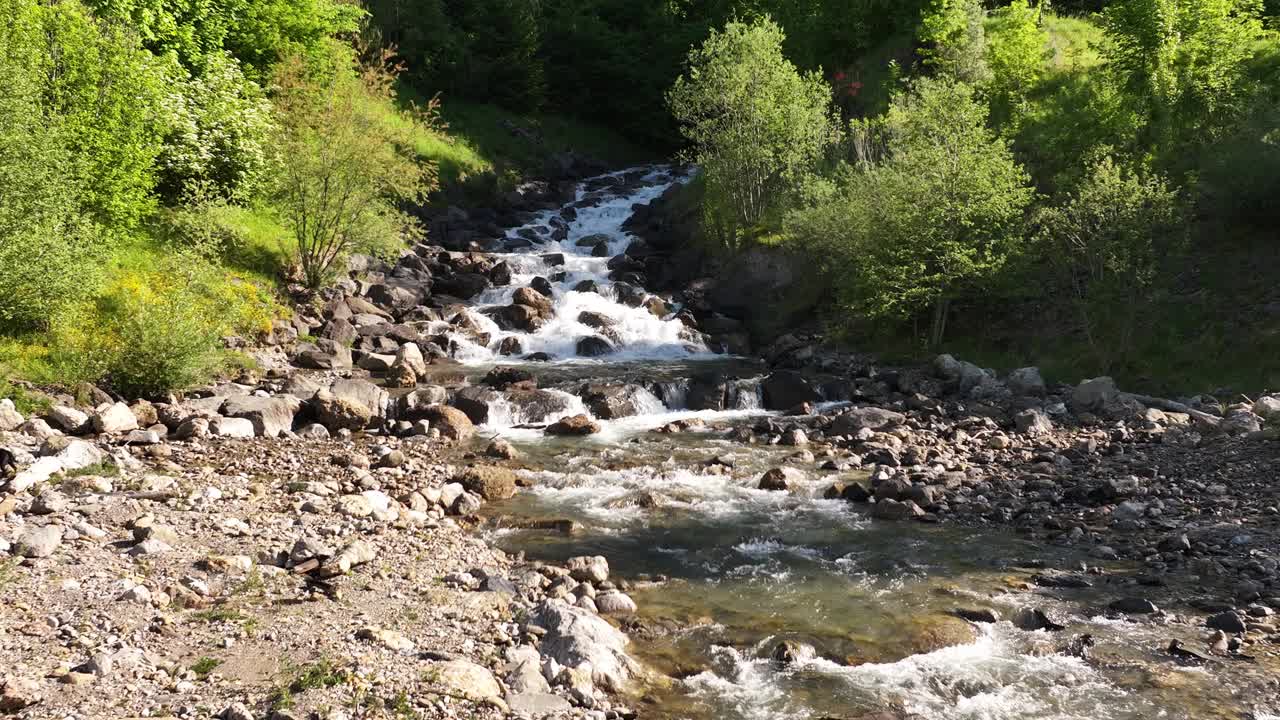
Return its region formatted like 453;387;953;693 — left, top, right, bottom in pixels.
448;168;1279;720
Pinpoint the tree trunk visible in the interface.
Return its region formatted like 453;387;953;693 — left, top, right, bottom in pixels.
929;297;951;349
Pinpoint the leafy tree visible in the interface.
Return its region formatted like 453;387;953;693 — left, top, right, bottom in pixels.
919;0;991;84
1102;0;1264;156
986;0;1050;122
1035;155;1185;370
667;17;837;248
786;77;1034;346
273;44;435;289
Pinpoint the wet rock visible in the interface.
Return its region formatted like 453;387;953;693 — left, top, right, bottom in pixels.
953;608;1001;623
498;337;524;356
769;640;817;666
1206;611;1247;633
490;304;546;332
482;367;537;391
1110;598;1159;615
758;467;801;492
485;439;519;460
576;336;615;357
905;615;979;655
761;371;820;411
870;499;925;521
1012;607;1066;632
580;384;654;420
456;466;518;501
546;414;600;436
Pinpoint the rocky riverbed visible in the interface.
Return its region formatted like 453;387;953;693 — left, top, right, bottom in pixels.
3;164;1280;719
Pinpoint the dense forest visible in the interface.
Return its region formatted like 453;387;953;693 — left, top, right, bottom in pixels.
2;0;1279;400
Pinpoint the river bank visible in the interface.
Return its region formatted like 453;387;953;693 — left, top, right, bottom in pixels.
3;165;1279;719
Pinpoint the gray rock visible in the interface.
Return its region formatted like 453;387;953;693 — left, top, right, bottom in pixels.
532;600;636;692
92;402;138;435
309;389;371;432
0;400;25;432
758;467;801;491
222;395;300;438
426;660;504;708
870;498;925;521
830;407;905;435
1206;611;1247;633
595;591;637;616
209;417;255;438
15;525;63;558
1072;377;1118;411
566;555;609;584
1109;598;1159;614
1014;408;1053;435
1008;367;1047;397
46;405;90;434
1253;395;1280;419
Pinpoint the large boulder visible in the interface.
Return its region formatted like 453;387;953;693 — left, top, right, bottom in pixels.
830;407;906;435
761;371;820;410
489;304;545;332
92;402;138;435
222;395;300;438
1014;408;1053;436
456;465;518;500
0;400;23;432
512;287;553;316
1007;367;1047;397
330;379;389;419
309;390;372;431
932;354;991;394
531;600;637;692
426;660;504;709
453;386;501;425
1072;377;1118;412
422;405;475;441
46;406;90;434
576;336;615;357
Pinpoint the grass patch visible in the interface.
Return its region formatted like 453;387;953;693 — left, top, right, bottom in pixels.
0;558;19;590
270;657;349;710
63;461;121;479
191;656;223;677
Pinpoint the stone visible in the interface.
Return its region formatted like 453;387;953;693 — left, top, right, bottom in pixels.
1206;611;1247;633
427;660;505;709
0;676;41;712
513;287;553;315
1008;367;1047;397
761;371;820;410
485;439;519;460
0;400;24;432
490;304;546;332
14;525;63;558
421;405;475;441
576;335;615;357
1012;607;1065;632
758;467;801;492
830;407;906;435
297;423;330;440
357;626;415;651
46;406;90;434
92;402;138;434
209;417;256;438
1072;377;1118;411
594;591;637;616
1014;408;1053;436
566;555;610;584
532;600;635;692
221;703;255;720
309;389;373;432
769;640;817;666
1252;395;1280;419
546;414;601;436
579;384;655;420
870;498;925;521
457;465;518;500
318;539;377;577
336;494;374;518
222;395;300;438
953;608;1001;623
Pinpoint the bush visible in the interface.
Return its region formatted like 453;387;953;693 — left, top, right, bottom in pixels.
158;52;278;202
1034;154;1186;371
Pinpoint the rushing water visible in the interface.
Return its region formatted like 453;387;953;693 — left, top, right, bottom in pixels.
429;168;1279;719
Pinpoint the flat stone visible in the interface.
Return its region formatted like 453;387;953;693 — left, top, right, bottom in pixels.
14;525;63;558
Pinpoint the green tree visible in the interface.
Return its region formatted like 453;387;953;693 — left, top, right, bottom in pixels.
667;17;837;248
919;0;991;84
273;44;435;289
986;0;1050;122
1102;0;1264;155
1035;155;1185;371
787;77;1035;346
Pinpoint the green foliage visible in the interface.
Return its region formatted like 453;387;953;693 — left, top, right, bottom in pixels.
920;0;991;83
273;43;436;288
191;657;223;677
1102;0;1265;157
787;77;1035;346
667;17;837;248
986;1;1051;122
1034;155;1186;370
158;52;278;202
